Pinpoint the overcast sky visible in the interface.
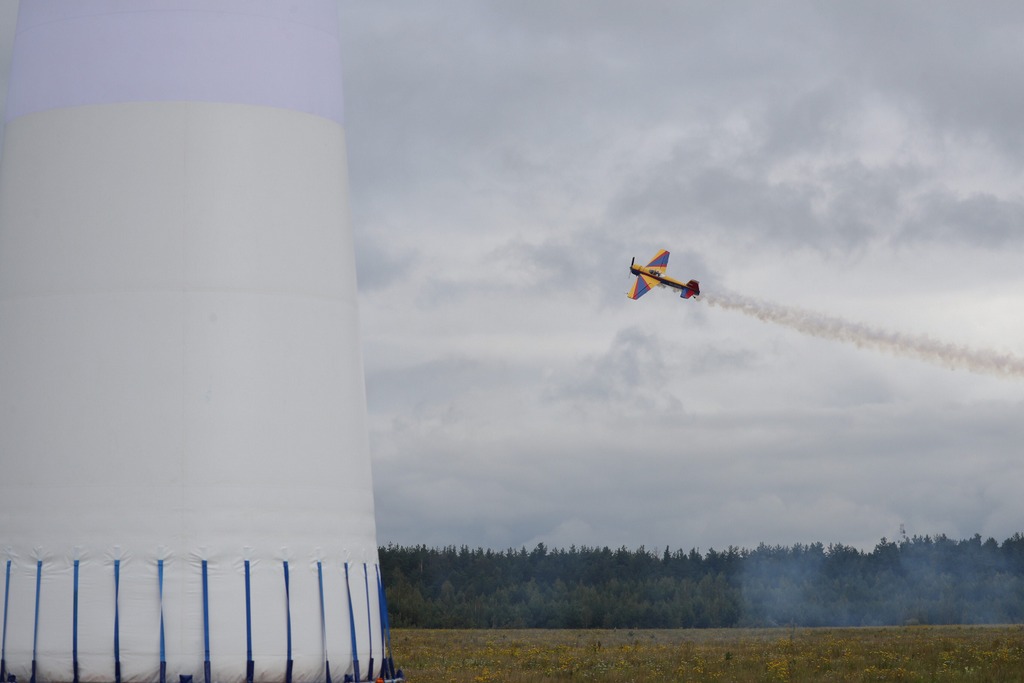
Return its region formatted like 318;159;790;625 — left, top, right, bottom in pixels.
4;2;1024;553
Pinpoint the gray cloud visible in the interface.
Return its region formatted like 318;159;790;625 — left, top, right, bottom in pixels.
900;192;1024;248
338;0;1024;548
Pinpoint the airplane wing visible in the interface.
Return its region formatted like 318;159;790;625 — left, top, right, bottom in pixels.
644;249;670;275
628;273;660;300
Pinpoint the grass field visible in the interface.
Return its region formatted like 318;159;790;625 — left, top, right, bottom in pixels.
387;625;1024;682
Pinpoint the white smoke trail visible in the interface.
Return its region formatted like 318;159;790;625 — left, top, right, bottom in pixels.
702;290;1024;379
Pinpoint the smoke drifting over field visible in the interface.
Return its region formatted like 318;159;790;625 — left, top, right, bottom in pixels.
704;291;1024;379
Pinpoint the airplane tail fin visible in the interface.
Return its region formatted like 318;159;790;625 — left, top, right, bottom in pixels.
681;280;700;298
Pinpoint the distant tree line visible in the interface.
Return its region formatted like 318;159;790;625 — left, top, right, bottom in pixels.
379;533;1024;628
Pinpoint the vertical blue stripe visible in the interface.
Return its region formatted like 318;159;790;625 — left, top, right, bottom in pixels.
317;562;331;683
283;561;293;683
1;559;10;683
344;563;359;683
244;559;253;683
73;560;80;683
113;559;121;683
157;560;165;662
283;561;292;660
202;560;211;683
158;559;166;683
362;564;373;680
32;560;42;658
31;560;41;683
376;565;394;680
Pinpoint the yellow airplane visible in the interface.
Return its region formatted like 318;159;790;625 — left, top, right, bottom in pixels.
628;249;700;300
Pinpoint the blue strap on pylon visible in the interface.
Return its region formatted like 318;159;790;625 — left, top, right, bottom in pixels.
376;566;395;680
158;560;166;683
31;561;42;683
317;562;331;683
362;565;373;681
244;560;254;683
113;560;121;683
283;561;293;683
344;563;360;682
73;560;80;683
202;561;211;683
1;559;10;683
